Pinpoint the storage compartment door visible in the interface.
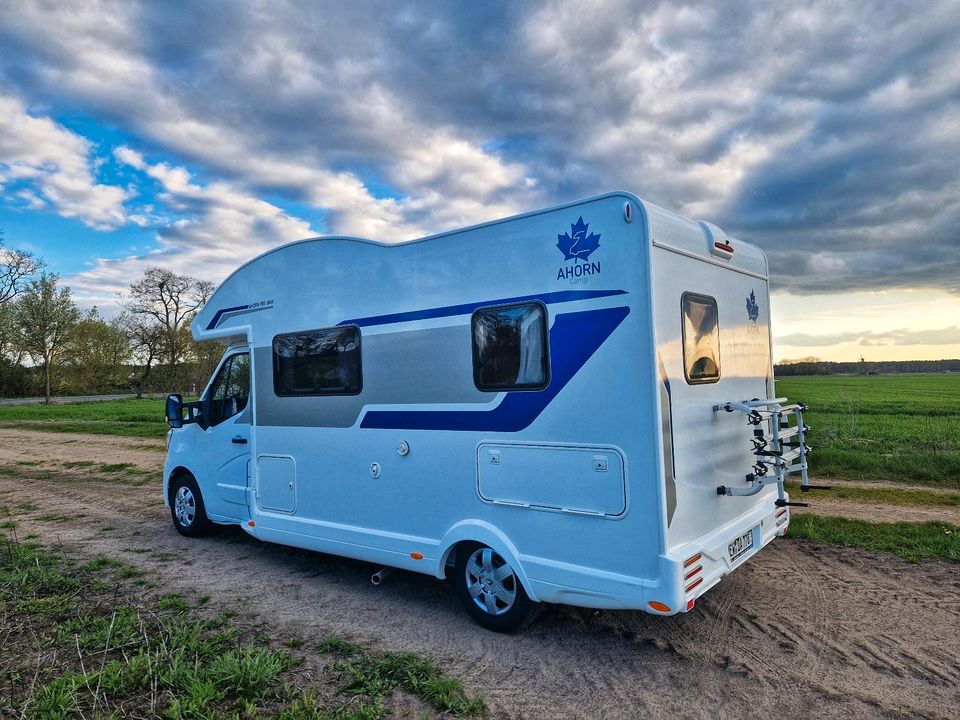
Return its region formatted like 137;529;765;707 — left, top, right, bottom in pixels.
257;456;296;513
477;443;626;516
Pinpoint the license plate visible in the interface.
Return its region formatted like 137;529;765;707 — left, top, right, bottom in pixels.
728;528;754;562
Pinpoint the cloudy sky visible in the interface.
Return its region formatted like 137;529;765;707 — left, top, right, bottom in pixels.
0;1;958;362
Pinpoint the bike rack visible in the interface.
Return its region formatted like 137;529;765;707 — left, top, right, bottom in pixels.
713;398;828;506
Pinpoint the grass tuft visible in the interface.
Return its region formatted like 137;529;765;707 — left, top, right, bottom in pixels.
321;634;486;717
156;593;190;612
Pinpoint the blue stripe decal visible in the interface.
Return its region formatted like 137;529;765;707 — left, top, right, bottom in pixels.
339;289;627;328
206;303;273;330
206;304;249;330
360;305;630;431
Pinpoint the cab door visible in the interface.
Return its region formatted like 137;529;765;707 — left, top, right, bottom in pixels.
198;351;251;523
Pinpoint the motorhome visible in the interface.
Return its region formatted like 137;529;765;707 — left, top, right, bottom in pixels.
163;191;815;632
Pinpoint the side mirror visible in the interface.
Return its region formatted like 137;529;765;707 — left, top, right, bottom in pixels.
165;394;184;429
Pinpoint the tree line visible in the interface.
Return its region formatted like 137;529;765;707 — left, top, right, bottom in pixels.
0;231;222;401
774;358;960;376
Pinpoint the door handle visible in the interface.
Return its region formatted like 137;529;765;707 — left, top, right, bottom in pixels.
231;436;248;445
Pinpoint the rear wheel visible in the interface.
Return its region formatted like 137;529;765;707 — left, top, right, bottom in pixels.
169;474;211;538
453;543;537;632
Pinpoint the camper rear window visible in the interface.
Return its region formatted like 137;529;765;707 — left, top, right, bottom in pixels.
273;326;362;396
682;293;721;384
472;302;549;391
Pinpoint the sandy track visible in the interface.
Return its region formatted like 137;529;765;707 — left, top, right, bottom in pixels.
795;498;960;524
0;428;165;469
1;430;958;719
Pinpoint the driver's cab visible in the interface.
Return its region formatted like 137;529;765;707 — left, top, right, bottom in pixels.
164;346;253;531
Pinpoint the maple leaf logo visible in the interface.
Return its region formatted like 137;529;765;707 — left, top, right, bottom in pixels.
556;216;601;261
746;289;760;323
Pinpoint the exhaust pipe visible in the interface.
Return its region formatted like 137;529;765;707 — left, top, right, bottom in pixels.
371;567;394;585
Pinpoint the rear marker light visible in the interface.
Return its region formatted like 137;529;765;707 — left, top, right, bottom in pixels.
684;565;702;581
648;601;671;613
686;599;695;611
686;576;704;593
776;508;787;518
684;553;702;568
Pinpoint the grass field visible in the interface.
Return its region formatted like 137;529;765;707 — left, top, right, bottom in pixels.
787;515;959;563
2;374;958;487
776;374;960;487
0;375;960;490
0;398;170;438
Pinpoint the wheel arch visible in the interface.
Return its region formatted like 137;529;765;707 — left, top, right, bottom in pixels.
165;465;197;505
437;520;538;602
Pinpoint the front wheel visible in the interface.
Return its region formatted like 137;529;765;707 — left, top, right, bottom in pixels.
169;474;211;538
453;543;537;633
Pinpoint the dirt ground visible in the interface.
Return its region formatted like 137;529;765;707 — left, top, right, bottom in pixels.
1;429;958;719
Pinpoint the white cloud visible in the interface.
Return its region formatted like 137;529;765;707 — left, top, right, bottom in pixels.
0;92;130;229
69;149;317;308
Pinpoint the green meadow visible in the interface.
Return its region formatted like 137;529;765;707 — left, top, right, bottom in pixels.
1;373;958;488
775;374;960;488
0;398;169;438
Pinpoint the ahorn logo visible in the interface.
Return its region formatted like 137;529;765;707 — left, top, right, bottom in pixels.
746;289;760;323
556;216;601;283
556;216;600;261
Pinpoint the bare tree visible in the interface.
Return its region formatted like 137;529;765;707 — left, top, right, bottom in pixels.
121;267;214;369
0;230;44;305
15;273;80;403
116;311;166;399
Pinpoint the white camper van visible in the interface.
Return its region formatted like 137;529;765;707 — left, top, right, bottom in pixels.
163;192;815;632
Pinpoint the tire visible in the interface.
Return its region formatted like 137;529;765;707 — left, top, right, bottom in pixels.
453;543;537;633
169;473;211;538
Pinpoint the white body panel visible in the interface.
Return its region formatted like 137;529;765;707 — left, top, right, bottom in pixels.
163;192;789;615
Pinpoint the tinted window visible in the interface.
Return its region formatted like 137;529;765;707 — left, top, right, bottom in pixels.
206;352;250;426
472;302;549;391
682;293;720;383
273;326;362;396
227;353;250;414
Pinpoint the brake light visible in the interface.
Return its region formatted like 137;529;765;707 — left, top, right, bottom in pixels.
686;576;704;593
684;565;702;580
714;241;734;254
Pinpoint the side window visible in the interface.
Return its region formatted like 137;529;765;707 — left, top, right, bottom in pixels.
273;326;362;396
472;302;549;391
228;353;251;414
682;293;720;384
205;352;250;426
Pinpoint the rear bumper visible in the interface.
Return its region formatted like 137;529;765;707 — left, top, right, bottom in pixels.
666;496;789;612
520;498;788;614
